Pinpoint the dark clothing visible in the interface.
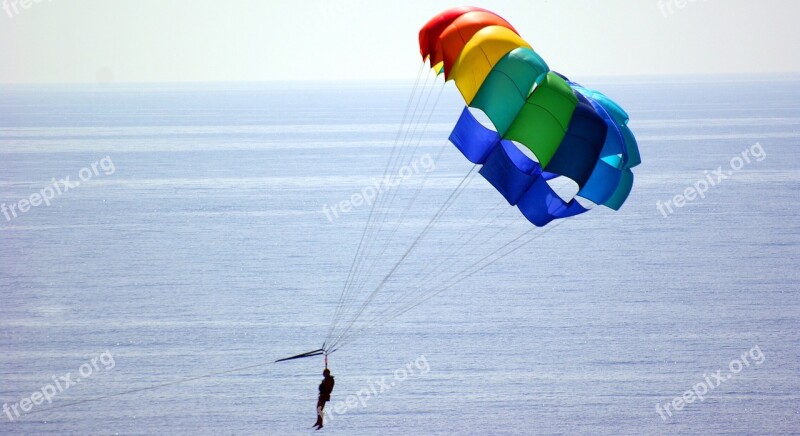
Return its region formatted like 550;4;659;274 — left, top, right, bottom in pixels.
314;375;335;428
318;376;335;402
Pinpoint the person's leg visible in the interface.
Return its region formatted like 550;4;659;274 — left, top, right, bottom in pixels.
318;401;327;427
315;399;325;427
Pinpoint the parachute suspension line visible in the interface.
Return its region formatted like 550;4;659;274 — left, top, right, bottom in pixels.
334;135;596;345
383;222;565;323
325;62;430;346
325;65;439;349
327;165;479;351
342;82;440;299
341;114;456;324
377;227;538;326
352;171;500;330
325;68;425;345
366;80;443;242
380;162;574;326
326;65;430;346
328;165;479;351
412;195;512;285
414;177;589;290
332;221;568;351
341;213;502;345
415;222;565;318
388;74;439;177
327;73;442;343
427;204;525;280
327;72;440;344
342;83;446;301
407;179;586;294
336;68;435;305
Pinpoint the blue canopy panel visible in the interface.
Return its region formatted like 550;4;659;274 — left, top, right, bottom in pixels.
543;100;607;189
604;168;634;210
449;74;638;220
448;107;499;164
449;106;587;225
620;125;641;169
542;171;560;181
517;176;588;227
572;85;625;160
579;159;622;205
572;84;641;169
577;86;628;125
478;140;542;205
566;83;639;209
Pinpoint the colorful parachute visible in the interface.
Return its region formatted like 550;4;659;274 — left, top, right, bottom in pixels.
303;8;644;357
420;7;641;226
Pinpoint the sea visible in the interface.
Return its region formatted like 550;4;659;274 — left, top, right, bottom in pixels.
0;76;798;435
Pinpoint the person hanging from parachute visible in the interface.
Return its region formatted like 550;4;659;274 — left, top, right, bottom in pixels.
313;367;335;430
277;5;642;428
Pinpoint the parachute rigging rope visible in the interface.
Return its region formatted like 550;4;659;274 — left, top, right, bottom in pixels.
327;165;479;351
325;65;444;349
339;83;446;306
326;65;427;336
327;65;432;336
324;59;578;352
325;62;429;345
330;220;569;351
353;196;516;331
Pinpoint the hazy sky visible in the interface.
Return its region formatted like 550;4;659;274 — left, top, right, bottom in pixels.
1;0;798;84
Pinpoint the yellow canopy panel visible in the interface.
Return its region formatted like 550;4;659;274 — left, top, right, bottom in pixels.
448;26;531;104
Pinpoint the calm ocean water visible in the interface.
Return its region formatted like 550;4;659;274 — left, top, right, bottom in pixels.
1;77;798;435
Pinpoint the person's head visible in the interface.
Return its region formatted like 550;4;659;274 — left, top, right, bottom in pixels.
323;368;330;377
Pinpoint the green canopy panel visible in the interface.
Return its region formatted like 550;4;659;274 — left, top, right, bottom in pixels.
470;47;549;135
504;72;578;167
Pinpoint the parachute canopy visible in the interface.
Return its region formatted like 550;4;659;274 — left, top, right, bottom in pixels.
420;7;641;226
319;8;643;356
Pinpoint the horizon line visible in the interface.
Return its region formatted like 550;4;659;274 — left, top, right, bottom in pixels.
2;72;800;87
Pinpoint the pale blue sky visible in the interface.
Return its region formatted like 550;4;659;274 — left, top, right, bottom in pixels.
1;0;798;84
